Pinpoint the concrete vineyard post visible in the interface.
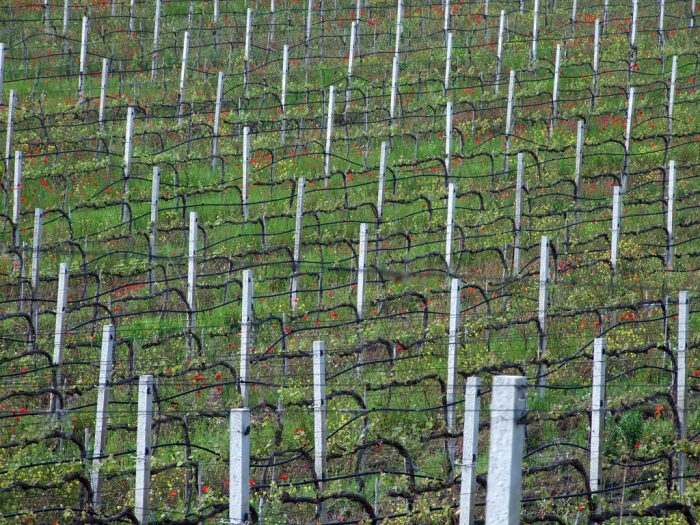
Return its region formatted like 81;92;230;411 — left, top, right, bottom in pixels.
12;151;21;251
390;54;399;132
211;72;224;171
446;278;461;476
459;377;481;525
291;178;305;308
658;0;665;47
483;0;489;40
149;167;160;293
242;126;250;218
99;58;109;130
495;11;505;94
622;87;635;193
444;32;453;98
377;142;387;222
31;209;43;335
484;376;527;525
346;21;357;118
214;0;220;48
313;341;328;523
91;323;115;509
537;236;549;397
630;0;638;48
178;31;190;127
78;17;88;105
692;0;697;28
551;44;561;136
128;0;135;34
229;409;251;524
305;0;313;82
357;223;368;320
51;263;69;412
394;0;403;55
611;186;621;277
513;153;524;275
444;0;450;33
445;101;453;181
267;0;274;48
244;9;252;98
530;0;540;70
574;120;584;222
504;70;515;173
666;161;676;270
445;182;456;272
324;86;335;187
590;338;606;507
187;212;198;353
134;375;153;525
668;56;677;143
122;107;135;223
0;43;5;106
570;0;577;37
677;291;689;494
151;0;161;80
240;270;254;406
281;45;289;144
5;89;15;183
592;19;600;109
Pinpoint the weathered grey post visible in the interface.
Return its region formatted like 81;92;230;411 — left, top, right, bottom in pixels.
459;377;481;525
242;126;250;218
550;44;561;136
444;32;453;98
244;9;252;97
187;212;198;353
291;178;305;308
324;87;336;188
611;186;621;277
484;376;527;525
513;153;524;275
345;21;358;117
574;120;584;222
78;17;89;104
51;263;70;412
128;0;135;33
31;209;43;334
357;223;368;320
668;56;677;143
151;0;161;80
621;87;635;193
445;182;456;272
495;11;505;94
229;408;251;524
590;337;606;507
0;43;5;105
91;323;115;509
12;151;21;251
134;375;153;525
305;0;313;82
240;270;254;406
267;0;274;48
178;31;190;127
537;236;549;396
530;0;540;70
666;160;676;270
630;0;638;49
504;70;516;173
149;168;160;292
211;71;224;171
377;142;387;222
446;278;461;476
677;291;689;494
394;0;403;55
389;55;399;132
658;0;665;47
122;107;135;223
99;59;109;131
445;102;453;180
5;89;16;179
444;0;450;33
313;341;328;523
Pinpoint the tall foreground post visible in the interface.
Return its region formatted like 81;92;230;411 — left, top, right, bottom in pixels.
240;270;254;406
459;377;481;525
229;409;251;524
313;341;328;523
51;263;70;412
484;376;527;525
291;178;305;308
590;338;606;507
134;375;153;525
446;278;461;476
187;212;198;353
91;324;115;509
537;237;550;396
677;291;689;494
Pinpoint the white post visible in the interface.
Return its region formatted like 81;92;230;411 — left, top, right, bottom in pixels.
123;107;135;223
31;208;43;334
377;142;387;222
134;375;153;525
445;182;456;272
504;70;516;173
5;89;15;177
666;161;676;270
78;17;89;105
178;31;190;127
513;153;524;275
592;19;600;107
571;0;578;36
394;0;403;55
305;0;313;80
149;167;160;292
630;0;638;48
658;0;665;46
530;0;540;69
446;278;461;475
390;54;399;132
91;323;115;509
211;71;224;170
52;263;70;412
242;126;250;218
324;87;336;187
281;45;289;144
99;58;109;130
229;409;251;524
12;151;22;250
291;178;305;308
537;236;549;396
495;11;505;94
611;186;621;277
244;9;252;97
678;291;689;493
551;44;561;134
313;341;327;523
445;102;453;180
444;32;453;98
128;0;135;34
0;43;5;106
240;270;254;406
267;0;274;48
357;223;368;320
692;0;697;28
574;120;584;217
444;0;450;33
590;337;606;505
459;377;481;525
668;56;677;140
151;0;161;80
484;376;527;525
346;21;357;115
187;212;198;350
621;87;635;193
